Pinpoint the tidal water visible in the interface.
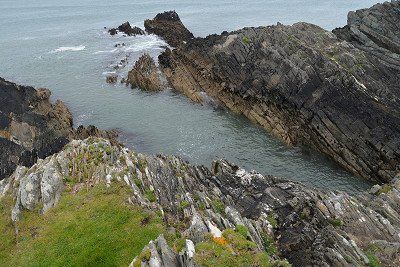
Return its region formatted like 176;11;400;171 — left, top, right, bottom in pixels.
0;0;380;193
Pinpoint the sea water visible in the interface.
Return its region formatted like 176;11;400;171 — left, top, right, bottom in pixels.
0;0;381;193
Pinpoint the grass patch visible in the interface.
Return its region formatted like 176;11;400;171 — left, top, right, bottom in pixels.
261;232;278;255
133;177;142;188
328;218;343;227
376;184;392;195
267;214;278;228
134;249;151;267
179;200;190;210
235;225;249;238
366;251;380;267
194;229;289;267
211;199;225;215
144;190;157;202
137;158;147;172
198;202;206;211
164;230;186;253
0;182;165;266
242;36;250;45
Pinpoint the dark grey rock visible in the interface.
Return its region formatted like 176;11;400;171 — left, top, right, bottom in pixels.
144;11;194;47
108;21;145;36
0;78;118;181
157;3;400;183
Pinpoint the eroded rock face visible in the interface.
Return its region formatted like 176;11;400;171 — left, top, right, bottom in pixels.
144;11;194;47
2;138;399;266
157;3;400;183
126;54;164;91
333;1;400;65
0;78;117;180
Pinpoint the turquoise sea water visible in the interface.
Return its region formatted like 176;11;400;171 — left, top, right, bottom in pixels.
0;0;380;192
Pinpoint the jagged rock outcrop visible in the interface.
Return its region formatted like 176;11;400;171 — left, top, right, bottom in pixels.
0;78;117;181
126;54;164;91
74;125;118;145
333;1;400;69
144;11;194;47
108;21;145;36
156;2;400;183
2;137;399;266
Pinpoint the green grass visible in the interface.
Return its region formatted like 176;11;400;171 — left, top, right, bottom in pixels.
242;36;250;45
376;184;392;195
328;218;343;227
0;182;165;266
211;199;225;215
179;200;190;210
194;229;291;267
144;189;157;202
235;225;249;238
260;232;277;255
366;251;380;267
267;214;278;228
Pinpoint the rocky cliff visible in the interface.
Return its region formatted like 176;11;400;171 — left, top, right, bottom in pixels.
0;78;117;181
152;1;400;183
1;137;399;266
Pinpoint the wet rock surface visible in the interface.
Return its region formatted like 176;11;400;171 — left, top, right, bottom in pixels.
156;2;400;183
0;78;117;180
108;21;145;36
106;75;118;84
2;137;399;266
126;53;164;91
144;11;194;47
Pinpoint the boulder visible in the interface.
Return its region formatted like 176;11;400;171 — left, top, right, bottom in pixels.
126;54;163;91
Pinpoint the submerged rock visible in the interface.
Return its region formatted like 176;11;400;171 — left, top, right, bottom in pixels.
155;3;400;183
144;11;194;47
106;75;117;84
118;21;145;36
0;78;117;181
108;28;117;35
2;137;400;266
126;54;164;91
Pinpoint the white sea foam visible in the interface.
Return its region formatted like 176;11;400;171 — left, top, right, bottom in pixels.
94;48;118;54
51;45;86;53
102;71;117;75
124;35;167;52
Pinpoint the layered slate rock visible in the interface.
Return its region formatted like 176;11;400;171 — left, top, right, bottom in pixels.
0;78;117;180
126;54;164;91
2;137;399;266
144;11;194;47
333;1;400;57
333;0;400;109
156;3;400;183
